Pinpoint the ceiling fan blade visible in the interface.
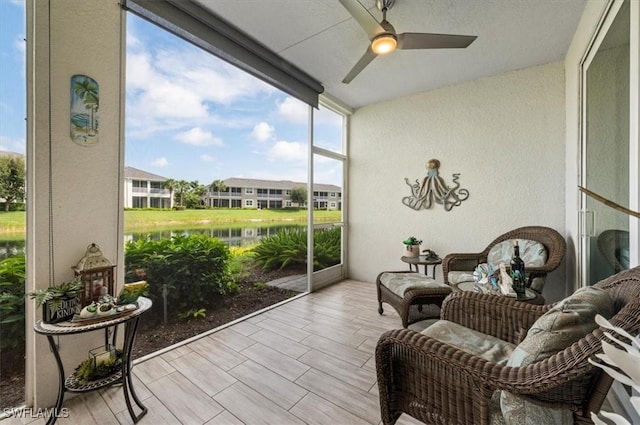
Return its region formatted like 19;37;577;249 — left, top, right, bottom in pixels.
342;47;377;84
338;0;386;39
397;33;477;50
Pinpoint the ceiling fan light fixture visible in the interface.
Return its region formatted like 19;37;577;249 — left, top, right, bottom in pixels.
371;34;397;55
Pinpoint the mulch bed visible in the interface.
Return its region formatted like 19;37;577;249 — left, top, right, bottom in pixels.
0;264;305;409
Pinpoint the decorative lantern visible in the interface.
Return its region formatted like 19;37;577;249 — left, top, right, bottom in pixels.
72;243;116;307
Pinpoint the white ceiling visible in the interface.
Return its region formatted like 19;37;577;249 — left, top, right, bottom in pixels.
194;0;588;109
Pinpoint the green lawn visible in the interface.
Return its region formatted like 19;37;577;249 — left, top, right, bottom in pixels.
0;212;26;234
0;209;342;234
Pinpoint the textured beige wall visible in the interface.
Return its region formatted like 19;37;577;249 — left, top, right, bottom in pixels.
348;61;567;302
27;0;124;408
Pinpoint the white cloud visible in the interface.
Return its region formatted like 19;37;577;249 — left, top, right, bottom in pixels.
126;30;142;50
126;51;155;90
277;97;308;124
266;140;307;162
152;157;168;167
147;81;210;119
251;122;275;142
200;154;214;162
174;127;223;147
14;34;25;55
125;23;276;141
0;135;25;154
178;64;274;105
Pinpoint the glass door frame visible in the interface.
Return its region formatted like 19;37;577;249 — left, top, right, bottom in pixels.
578;0;640;287
578;0;639;419
306;95;352;292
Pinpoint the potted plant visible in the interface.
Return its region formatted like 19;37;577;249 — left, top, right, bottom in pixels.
27;277;83;323
403;236;422;257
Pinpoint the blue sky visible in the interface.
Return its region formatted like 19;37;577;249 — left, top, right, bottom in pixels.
0;2;343;186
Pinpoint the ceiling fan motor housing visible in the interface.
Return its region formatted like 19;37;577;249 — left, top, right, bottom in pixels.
376;0;395;12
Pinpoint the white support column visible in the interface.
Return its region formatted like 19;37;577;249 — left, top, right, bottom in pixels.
27;0;125;408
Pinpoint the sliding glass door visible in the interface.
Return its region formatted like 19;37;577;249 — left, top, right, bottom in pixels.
580;0;639;286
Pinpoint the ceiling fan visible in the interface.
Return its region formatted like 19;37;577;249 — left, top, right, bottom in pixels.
339;0;477;83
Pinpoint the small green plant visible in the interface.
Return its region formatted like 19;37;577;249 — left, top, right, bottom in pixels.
178;308;207;320
228;246;255;284
252;227;341;271
403;236;422;246
0;254;26;349
26;277;82;313
253;282;268;289
74;349;123;382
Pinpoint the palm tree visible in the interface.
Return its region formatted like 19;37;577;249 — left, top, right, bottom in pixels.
209;179;227;194
173;180;190;207
188;181;207;207
163;178;176;208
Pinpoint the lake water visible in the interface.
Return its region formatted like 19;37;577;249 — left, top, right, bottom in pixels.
0;223;305;260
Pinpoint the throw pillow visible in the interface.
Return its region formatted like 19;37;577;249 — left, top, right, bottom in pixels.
500;286;614;424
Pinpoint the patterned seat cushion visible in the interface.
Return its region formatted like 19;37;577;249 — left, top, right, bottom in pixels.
379;272;451;298
447;270;476;285
421;320;515;365
500;286;614;424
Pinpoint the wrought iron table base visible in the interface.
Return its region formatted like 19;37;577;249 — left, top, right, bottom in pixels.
34;297;151;425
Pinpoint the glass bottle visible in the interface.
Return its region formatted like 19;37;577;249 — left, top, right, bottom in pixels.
510;240;526;298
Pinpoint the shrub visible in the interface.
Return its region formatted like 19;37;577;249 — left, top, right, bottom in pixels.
227;246;255;284
313;227;342;270
0;255;26;349
253;227;341;271
124;234;234;314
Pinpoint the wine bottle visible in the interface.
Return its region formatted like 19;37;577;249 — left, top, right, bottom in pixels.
510;240;526;298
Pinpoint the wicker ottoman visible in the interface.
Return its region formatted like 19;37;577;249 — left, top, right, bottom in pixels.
376;271;452;328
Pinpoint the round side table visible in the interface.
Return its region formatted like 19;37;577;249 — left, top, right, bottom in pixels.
34;297;152;425
401;255;443;279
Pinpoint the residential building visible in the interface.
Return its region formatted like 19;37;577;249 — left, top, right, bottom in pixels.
123;166;172;209
204;177;341;209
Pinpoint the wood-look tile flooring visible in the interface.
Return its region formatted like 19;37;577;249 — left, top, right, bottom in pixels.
8;280;424;425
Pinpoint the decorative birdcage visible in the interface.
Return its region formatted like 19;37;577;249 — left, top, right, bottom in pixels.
72;243;116;307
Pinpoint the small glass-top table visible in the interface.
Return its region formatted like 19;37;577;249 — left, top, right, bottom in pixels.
455;281;544;304
34;297;152;425
401;255;443;279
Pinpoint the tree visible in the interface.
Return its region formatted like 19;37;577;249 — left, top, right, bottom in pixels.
209;179;227;193
185;181;207;208
173;180;190;207
0;157;25;211
290;187;307;207
163;178;176;208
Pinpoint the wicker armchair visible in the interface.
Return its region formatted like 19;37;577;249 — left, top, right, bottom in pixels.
597;229;630;273
442;226;566;296
376;266;640;425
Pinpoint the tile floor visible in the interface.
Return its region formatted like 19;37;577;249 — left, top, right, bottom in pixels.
4;279;424;425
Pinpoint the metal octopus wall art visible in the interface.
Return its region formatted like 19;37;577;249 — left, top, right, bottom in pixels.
402;159;469;212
